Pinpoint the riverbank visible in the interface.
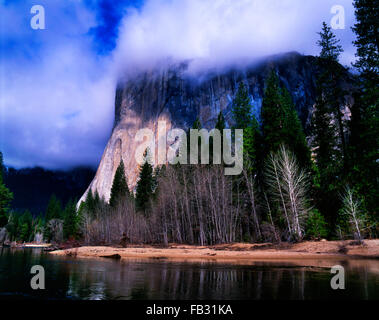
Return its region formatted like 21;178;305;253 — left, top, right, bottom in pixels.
49;239;379;263
0;242;52;248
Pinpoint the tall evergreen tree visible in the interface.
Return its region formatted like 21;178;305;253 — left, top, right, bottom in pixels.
348;0;379;216
136;150;154;213
312;22;347;226
281;88;311;168
243;118;262;173
94;190;101;206
311;96;340;169
311;90;341;225
6;212;19;240
232;82;262;172
43;194;62;241
84;189;96;213
232;82;253;129
317;22;343;61
34;216;44;239
63;199;77;240
231;83;263;240
352;0;379;89
44;194;62;221
261;71;310;166
109;160;130;208
192;117;202;130
19;210;33;242
0;152;13;227
261;71;287;155
316;22;347;166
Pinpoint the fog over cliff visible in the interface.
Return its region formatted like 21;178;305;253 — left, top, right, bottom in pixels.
0;0;355;169
113;0;356;74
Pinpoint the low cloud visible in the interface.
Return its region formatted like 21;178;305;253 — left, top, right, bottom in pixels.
114;0;355;74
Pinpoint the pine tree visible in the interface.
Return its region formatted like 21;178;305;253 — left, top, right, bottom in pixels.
109;160;130;208
231;83;263;240
34;216;44;238
311;96;340;169
152;166;162;193
192;117;202;130
19;210;33;242
43;195;62;242
94;191;101;206
352;0;379;88
281;87;311;168
136;149;154;213
261;71;310;166
317;22;343;61
44;194;62;221
84;189;96;213
348;0;379;217
232;82;252;129
243;118;262;173
312;22;348;225
311;91;341;224
261;71;287;155
43;221;52;242
6;212;19;240
316;22;347;167
215;111;226;132
232;82;262;172
63;199;77;240
0;152;13;227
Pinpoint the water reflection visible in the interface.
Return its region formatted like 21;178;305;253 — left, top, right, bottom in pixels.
0;248;378;300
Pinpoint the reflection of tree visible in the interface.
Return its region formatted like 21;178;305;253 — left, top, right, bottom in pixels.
65;260;301;299
2;250;378;300
61;258;379;300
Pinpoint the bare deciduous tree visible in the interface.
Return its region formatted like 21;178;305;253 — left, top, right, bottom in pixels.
81;146;313;245
81;165;244;246
242;160;261;240
340;186;366;242
265;145;310;241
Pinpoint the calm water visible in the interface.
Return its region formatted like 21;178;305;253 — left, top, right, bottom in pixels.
0;247;378;300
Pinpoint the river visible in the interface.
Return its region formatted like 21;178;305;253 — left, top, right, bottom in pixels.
0;247;378;300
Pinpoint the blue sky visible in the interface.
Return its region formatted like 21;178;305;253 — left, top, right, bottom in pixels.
0;0;141;169
0;0;356;170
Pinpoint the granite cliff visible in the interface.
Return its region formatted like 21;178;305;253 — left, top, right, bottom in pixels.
79;52;353;204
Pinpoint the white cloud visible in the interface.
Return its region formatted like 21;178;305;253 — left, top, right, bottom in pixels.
113;0;355;74
0;1;116;169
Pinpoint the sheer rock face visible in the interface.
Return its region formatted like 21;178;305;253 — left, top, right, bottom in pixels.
79;52;346;204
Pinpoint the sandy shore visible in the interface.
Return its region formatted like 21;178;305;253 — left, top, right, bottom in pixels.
49;240;379;263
